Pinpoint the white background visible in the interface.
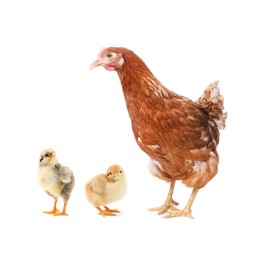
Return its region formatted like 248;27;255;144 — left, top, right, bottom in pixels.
0;0;259;259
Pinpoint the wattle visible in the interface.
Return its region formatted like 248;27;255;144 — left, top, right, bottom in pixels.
104;65;116;71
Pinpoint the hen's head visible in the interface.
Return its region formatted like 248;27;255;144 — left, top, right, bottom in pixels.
90;47;133;71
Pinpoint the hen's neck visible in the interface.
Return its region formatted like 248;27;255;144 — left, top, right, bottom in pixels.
117;62;176;100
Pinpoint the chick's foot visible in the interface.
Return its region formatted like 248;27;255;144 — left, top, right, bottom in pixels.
53;212;68;216
44;209;60;215
99;211;117;217
53;203;69;216
96;206;119;217
104;206;120;213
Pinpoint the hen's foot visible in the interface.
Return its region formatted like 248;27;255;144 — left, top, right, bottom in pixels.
163;209;193;219
148;198;179;215
163;188;199;219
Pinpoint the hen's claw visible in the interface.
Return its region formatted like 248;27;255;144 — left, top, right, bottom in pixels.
148;198;179;214
148;181;179;214
163;189;199;219
163;209;193;219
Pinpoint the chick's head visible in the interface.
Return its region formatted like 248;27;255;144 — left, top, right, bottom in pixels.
106;165;125;181
39;148;58;166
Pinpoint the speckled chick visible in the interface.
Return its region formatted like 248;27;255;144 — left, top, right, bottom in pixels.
85;165;127;217
37;148;75;216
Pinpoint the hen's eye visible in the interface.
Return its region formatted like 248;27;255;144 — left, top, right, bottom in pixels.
106;53;113;58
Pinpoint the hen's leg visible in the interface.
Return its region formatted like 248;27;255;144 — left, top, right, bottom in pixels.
148;180;179;214
96;206;117;217
164;188;199;219
44;198;60;214
53;201;69;216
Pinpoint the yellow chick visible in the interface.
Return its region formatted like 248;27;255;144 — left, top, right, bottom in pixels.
37;148;75;216
85;164;127;217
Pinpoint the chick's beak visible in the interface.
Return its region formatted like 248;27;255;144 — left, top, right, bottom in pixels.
89;58;103;70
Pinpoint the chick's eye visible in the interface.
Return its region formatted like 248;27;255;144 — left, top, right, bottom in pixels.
45;153;50;157
109;172;112;175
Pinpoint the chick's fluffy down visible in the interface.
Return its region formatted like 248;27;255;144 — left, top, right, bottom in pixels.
85;174;127;207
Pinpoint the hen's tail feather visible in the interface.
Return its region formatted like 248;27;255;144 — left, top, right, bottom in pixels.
196;80;227;130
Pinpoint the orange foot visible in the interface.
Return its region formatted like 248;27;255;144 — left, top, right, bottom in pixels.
53;211;68;216
44;209;60;215
104;206;120;213
96;206;120;217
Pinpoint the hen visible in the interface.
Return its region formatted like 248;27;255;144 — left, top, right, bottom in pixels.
90;47;227;218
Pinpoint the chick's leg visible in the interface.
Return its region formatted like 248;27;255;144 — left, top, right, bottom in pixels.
53;201;69;216
44;198;60;214
148;180;179;214
164;188;199;219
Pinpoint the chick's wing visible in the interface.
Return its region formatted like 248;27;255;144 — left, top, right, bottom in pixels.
59;166;73;184
88;174;108;195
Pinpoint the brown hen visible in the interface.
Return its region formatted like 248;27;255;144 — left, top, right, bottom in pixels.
90;47;227;218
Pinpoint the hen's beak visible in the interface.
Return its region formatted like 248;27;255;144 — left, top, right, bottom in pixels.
89;59;103;70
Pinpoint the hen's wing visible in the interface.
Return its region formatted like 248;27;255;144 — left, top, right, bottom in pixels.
135;96;215;160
